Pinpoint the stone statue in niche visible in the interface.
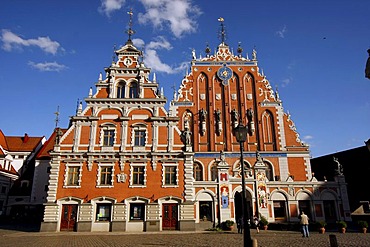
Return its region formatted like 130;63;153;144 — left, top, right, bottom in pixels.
246;108;255;134
181;129;192;152
199;108;207;135
215;109;222;135
231;109;239;128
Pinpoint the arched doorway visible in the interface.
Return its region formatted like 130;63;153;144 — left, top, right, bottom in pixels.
234;191;253;226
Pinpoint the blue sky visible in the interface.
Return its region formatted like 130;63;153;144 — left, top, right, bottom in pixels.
0;0;369;158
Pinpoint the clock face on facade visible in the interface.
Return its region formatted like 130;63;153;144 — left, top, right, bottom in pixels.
217;65;232;85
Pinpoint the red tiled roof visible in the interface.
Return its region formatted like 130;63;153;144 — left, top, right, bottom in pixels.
37;128;67;159
5;134;44;152
0;129;8;152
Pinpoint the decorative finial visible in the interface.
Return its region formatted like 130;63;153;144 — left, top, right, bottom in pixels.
205;43;211;56
275;85;280;101
125;8;135;44
54;106;60;128
77;100;83;116
217;17;226;44
75;99;80;115
171;83;177;100
237;42;243;56
153;72;157;83
252;46;257;60
112;44;117;63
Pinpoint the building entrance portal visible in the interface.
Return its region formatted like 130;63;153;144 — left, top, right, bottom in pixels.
162;203;178;230
60;204;77;231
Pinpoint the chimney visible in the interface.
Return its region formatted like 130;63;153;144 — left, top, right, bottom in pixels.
23;133;29;143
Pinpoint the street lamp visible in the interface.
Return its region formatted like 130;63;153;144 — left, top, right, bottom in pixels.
234;123;252;247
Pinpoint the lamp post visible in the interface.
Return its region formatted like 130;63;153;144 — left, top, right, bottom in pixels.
234;123;252;247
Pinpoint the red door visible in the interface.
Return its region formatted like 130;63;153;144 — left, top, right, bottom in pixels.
60;204;77;231
162;203;178;230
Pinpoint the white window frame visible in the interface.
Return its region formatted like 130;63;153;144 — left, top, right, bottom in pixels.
131;124;148;151
162;163;179;187
63;163;82;188
97;163;115;188
99;123;117;149
129;163;147;188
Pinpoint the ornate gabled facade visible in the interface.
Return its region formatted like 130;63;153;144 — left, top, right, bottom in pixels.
169;19;351;228
40;31;193;231
41;18;351;232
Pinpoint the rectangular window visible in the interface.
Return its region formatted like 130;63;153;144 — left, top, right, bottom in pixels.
1;186;6;194
96;203;111;221
67;166;79;186
132;166;144;185
103;129;115;146
100;167;113;185
130;203;145;220
134;130;146;146
165;166;177;185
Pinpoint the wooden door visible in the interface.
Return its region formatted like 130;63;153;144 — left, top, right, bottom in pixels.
60;204;77;231
162;203;178;230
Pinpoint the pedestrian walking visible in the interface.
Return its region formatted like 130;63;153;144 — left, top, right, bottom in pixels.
237;217;243;234
299;211;309;237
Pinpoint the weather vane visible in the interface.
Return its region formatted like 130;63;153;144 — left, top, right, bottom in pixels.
218;17;226;44
125;8;136;41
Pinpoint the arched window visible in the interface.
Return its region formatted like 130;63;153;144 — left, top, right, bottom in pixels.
262;110;276;150
129;82;139;98
210;164;218;181
116;81;126;98
194;163;203;181
264;162;273;181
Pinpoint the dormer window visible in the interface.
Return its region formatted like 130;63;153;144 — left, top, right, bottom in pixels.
129;82;139;98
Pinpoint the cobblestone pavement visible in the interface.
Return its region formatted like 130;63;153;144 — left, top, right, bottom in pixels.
0;228;369;247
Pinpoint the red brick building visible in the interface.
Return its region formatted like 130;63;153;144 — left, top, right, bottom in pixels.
41;19;351;232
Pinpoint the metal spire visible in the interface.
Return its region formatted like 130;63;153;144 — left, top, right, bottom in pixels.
54;106;60;128
217;17;226;44
125;9;135;43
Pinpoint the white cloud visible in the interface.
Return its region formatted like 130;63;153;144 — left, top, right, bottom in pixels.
276;25;287;38
303;135;313;140
1;29;61;55
281;77;292;87
98;0;126;17
28;61;67;72
138;0;202;38
133;37;187;74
